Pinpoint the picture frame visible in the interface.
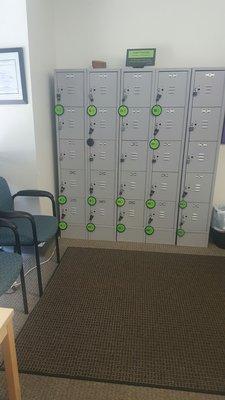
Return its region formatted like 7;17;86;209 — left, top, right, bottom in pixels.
0;47;28;104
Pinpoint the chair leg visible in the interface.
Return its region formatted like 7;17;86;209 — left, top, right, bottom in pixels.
20;268;28;314
55;234;60;264
34;242;43;297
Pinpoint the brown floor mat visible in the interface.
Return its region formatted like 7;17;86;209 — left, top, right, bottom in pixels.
16;247;225;395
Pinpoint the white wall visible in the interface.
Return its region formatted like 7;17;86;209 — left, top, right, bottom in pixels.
26;0;56;213
0;0;39;211
54;0;225;204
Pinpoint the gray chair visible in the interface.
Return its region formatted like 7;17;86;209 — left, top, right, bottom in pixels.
0;177;60;297
0;218;28;314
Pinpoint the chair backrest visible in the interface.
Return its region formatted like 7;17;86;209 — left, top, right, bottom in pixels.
0;177;13;211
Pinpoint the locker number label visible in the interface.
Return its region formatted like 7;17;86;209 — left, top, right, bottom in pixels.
58;221;68;231
54;104;64;116
86;223;96;232
149;138;160;150
116;197;126;207
146;199;156;209
87;196;97;206
58;195;67;205
179;200;187;209
151;104;162;116
177;228;185;237
87;105;97;116
116;223;126;233
145;226;155;236
118;105;129;117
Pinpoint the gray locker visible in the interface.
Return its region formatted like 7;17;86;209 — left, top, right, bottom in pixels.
121;108;150;140
182;173;213;203
145;229;175;245
61;225;86;240
88;199;114;226
89;71;118;107
89;226;116;242
60;169;85;197
151;141;181;172
56;71;84;106
178;202;210;232
149;172;179;202
177;232;208;247
156;71;188;107
89;170;115;198
189;107;222;142
87;108;117;140
146;201;175;229
118;199;144;228
192;70;225;107
89;140;116;170
153;108;185;141
119;170;146;199
59;139;85;170
60;197;85;224
122;71;153;107
57;107;84;139
117;228;144;243
186;141;217;173
121;141;148;171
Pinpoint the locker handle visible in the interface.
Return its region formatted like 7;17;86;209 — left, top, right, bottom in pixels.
60;186;65;193
154;128;159;136
119;213;123;222
89;127;94;135
148;216;153;224
89;214;94;221
186;156;190;164
156;93;162;102
189;125;194;132
150;189;155;196
182;190;188;198
61;212;66;220
122;90;128;102
120;155;125;162
89;89;94;101
121;123;126;132
89;185;94;194
152;156;157;163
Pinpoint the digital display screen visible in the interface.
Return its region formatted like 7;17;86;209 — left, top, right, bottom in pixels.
128;49;155;59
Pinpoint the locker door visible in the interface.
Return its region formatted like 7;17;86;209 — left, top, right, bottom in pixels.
89;72;118;107
179;202;209;232
192;70;225;107
121;108;150;140
153;108;185;140
89;140;116;170
60;198;85;224
186;142;217;173
118;200;144;227
151;141;181;172
157;71;188;107
119;170;146;199
149;172;178;201
59;140;85;170
146;201;175;229
56;71;84;106
87;108;117;140
123;71;152;107
189;107;221;142
89;199;114;226
60;169;85;197
182;173;213;203
89;170;115;198
57;108;84;139
121;141;147;171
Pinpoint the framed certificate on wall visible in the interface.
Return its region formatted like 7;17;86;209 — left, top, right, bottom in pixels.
0;47;28;104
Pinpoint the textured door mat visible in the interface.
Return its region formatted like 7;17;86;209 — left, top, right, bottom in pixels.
16;247;225;395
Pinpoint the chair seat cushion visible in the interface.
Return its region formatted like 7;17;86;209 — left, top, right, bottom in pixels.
0;215;58;246
0;251;22;295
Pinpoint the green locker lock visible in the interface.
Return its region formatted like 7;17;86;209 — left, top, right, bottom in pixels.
86;223;96;232
145;199;156;209
118;105;129;117
151;104;162;116
116;197;126;207
58;221;68;231
87;105;97;116
58;195;67;205
87;196;97;206
179;200;187;209
145;226;155;236
149;138;160;150
116;223;126;233
177;228;185;237
54;104;64;116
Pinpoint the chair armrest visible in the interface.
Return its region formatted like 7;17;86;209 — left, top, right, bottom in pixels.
13;190;56;216
0;210;38;245
0;218;22;254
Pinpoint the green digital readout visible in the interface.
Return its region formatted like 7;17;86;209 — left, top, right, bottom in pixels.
128;49;155;59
